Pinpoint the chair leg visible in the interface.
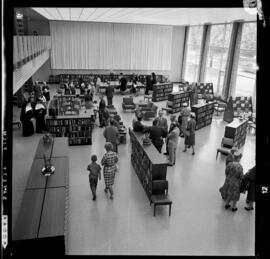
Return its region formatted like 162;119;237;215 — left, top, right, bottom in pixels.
169;204;171;216
216;151;219;160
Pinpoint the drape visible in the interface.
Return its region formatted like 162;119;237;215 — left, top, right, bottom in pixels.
50;21;172;70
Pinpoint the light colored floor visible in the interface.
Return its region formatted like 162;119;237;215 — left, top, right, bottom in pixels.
12;84;256;256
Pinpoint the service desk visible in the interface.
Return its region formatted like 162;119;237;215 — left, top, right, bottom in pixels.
12;137;69;256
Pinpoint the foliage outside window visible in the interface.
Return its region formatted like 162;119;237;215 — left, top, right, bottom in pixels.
234;22;256;99
184;26;203;83
204;24;232;97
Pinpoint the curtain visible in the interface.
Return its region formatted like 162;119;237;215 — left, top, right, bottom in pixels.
50;21;172;70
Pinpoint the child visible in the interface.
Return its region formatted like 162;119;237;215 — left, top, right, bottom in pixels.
87;155;101;201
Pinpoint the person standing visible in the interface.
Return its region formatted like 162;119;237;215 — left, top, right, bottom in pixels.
180;103;191;137
183;112;196;155
85;89;93;109
119;73;127;95
219;152;243;211
101;142;118;200
164;115;178;155
106;83;114;107
145;75;152;95
20;95;35;137
242;166;256;211
151;72;157;85
87;154;101;201
103;119;120;153
96;76;101;94
34;98;47;133
144;119;167;153
167;122;180;166
132;113;145;132
155;110;168;133
98;95;106;127
190;82;198;106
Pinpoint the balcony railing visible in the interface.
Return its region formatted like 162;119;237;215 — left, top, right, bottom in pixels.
13;36;51;69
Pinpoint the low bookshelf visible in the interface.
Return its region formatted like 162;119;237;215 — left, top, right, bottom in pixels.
191;102;215;130
152;83;173;102
167;91;190;114
129;128;168;200
224;118;248;149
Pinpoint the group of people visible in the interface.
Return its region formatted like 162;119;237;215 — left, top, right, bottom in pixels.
131;107;197;166
219;148;255;212
20;91;48;136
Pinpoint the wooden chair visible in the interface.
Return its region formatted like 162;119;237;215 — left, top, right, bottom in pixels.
214;102;227;116
216;137;234;159
150;180;172;216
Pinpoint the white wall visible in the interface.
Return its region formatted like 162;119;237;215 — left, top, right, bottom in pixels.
31;57;52;82
170;26;186;82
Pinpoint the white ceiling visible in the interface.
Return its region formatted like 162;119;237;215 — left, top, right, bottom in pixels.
31;8;256;26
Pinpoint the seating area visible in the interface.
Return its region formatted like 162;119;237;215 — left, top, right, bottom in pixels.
136;101;158;120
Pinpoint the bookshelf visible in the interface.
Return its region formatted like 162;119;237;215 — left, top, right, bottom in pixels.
46;116;94;145
197;83;214;100
224;118;248;149
129;129;168;200
191;101;215;130
152;83;173;102
167;91;190;113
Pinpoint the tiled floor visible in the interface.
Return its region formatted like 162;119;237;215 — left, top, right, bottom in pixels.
12;84;256;255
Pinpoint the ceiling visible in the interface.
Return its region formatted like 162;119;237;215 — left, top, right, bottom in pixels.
30;8;256;26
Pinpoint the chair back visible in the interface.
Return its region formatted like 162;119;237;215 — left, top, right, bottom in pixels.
123;97;134;105
152;180;168;195
221;137;233;148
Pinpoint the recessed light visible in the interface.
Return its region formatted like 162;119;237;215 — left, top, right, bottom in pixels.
16;11;23;19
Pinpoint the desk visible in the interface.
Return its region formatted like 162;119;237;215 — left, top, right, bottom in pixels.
12;137;69;256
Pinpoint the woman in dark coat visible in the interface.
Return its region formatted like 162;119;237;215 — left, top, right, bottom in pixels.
151;72;157;85
145;75;152;95
20;98;35;137
242;166;256;211
183;112;196;155
34;99;47;133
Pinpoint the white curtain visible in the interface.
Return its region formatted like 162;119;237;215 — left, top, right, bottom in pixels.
50;21;172;70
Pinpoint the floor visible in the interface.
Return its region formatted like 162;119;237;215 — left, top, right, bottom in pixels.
12;84;256;256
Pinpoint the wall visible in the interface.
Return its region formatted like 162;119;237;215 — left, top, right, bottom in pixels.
169;26;186;82
27;19;50;35
31;57;52;83
50;24;185;81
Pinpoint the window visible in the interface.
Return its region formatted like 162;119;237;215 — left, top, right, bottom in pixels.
234;22;256;98
204;24;232;96
184;26;203;83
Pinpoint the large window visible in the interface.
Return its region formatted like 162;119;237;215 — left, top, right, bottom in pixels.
184;26;203;83
205;24;232;96
234;22;256;97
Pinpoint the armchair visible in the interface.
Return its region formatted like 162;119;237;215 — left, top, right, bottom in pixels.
122;97;136;112
216;137;234;159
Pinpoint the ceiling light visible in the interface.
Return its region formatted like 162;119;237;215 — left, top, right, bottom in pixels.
16;11;23;19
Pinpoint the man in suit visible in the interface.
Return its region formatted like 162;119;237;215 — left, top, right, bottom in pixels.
103;119;120;153
144;119;167;153
155;110;168;133
167;122;180;166
119;73;127;95
106;83;114;106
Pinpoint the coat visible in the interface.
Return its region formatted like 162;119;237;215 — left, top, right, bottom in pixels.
145;126;167;147
155;117;168;132
103;125;119;145
219;162;244;202
184;118;196;146
242;166;256;202
106;85;114;98
20;102;35;137
167;127;180;149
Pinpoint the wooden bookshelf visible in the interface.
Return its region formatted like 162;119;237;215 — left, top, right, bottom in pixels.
129;129;168;200
152;83;173;102
12;137;69;256
191;101;215;130
224;118;248;149
167;91;190;113
197;83;214;100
